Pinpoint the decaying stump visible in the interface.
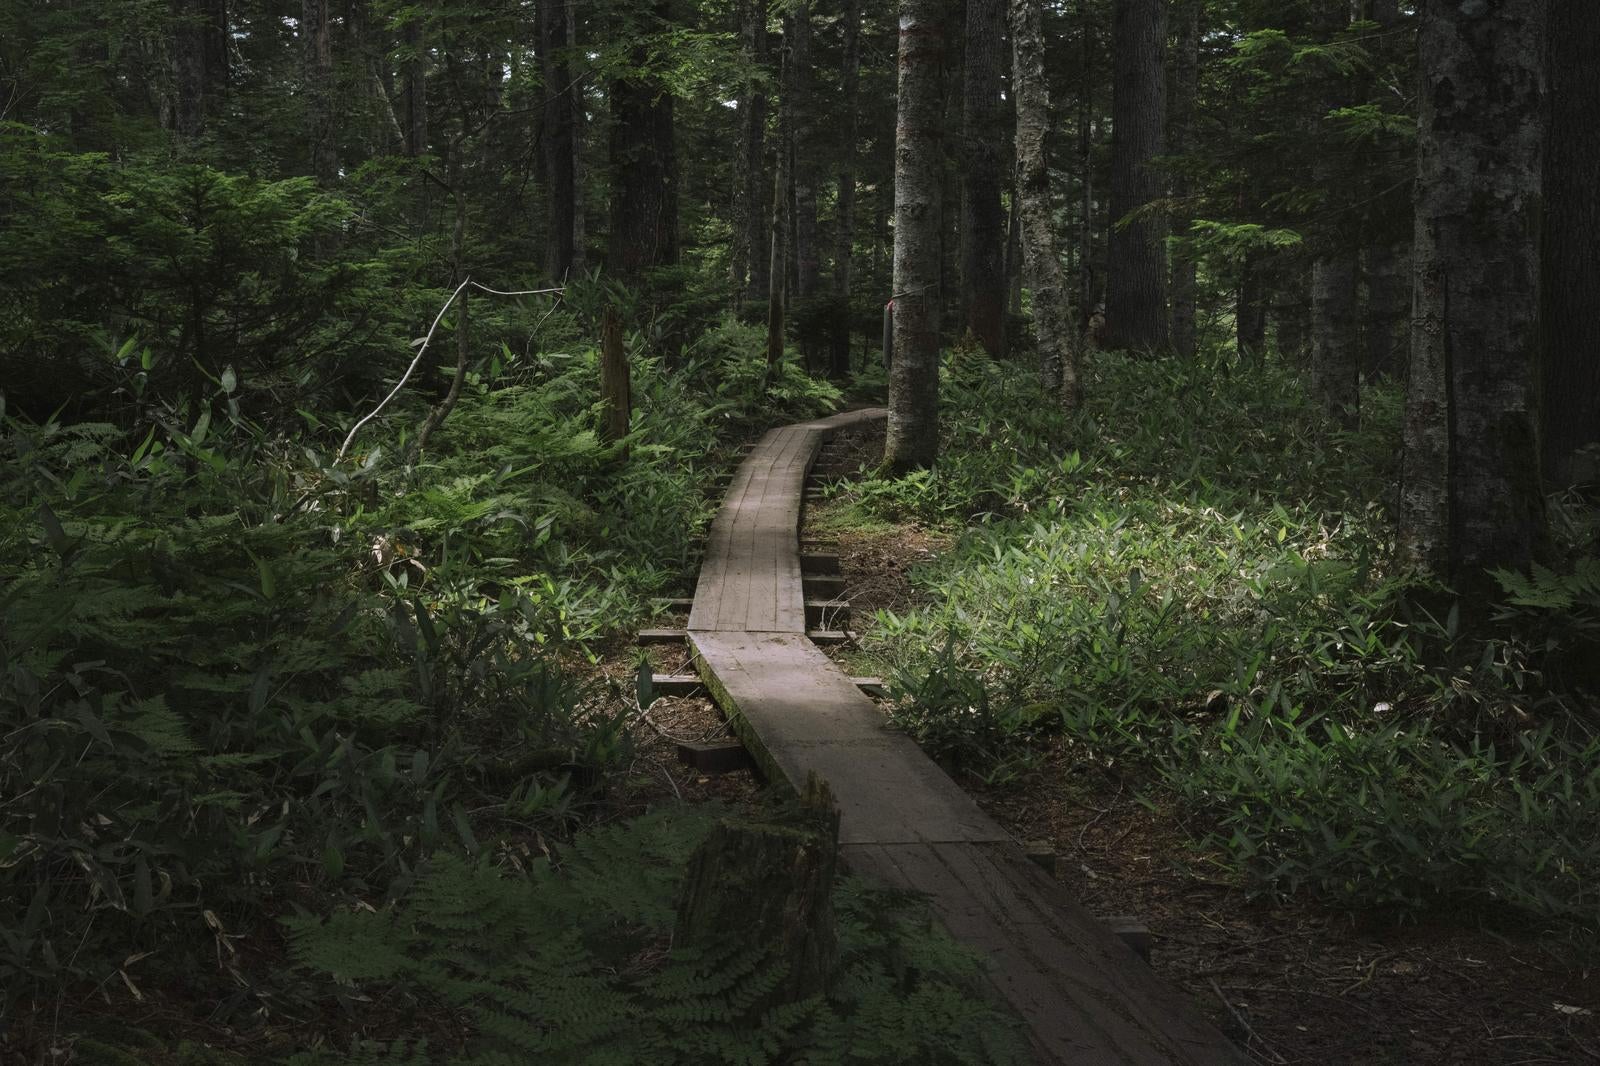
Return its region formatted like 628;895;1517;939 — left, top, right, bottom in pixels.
599;305;631;450
674;777;840;1009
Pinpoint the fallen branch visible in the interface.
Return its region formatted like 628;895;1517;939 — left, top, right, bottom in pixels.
336;278;563;463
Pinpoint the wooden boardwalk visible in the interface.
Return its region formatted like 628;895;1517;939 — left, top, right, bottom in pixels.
685;409;1244;1065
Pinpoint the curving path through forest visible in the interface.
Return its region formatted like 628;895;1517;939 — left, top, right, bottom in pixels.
685;408;1245;1065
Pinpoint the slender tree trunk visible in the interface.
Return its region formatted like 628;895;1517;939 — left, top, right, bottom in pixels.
303;0;337;185
1399;0;1547;583
1311;252;1359;419
599;305;632;448
731;0;762;297
1012;0;1081;408
1236;252;1267;361
788;5;820;305
766;153;787;372
403;16;427;157
1309;2;1359;422
1078;0;1096;318
1540;0;1600;487
739;0;771;305
171;0;226;139
1271;268;1310;365
1167;0;1200;358
1105;0;1169;353
1362;243;1407;379
540;0;579;281
568;8;586;272
607;2;678;281
830;0;861;378
884;0;945;472
1003;185;1023;357
959;0;1006;356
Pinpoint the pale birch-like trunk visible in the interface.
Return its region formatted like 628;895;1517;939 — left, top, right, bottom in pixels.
1011;0;1081;409
884;0;945;471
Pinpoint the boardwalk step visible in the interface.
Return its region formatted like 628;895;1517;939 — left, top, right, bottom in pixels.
652;597;694;611
1104;916;1154;964
641;626;851;647
805;599;851;625
675;740;754;775
804;575;847;597
800;552;841;575
649;673;706;698
851;677;888;698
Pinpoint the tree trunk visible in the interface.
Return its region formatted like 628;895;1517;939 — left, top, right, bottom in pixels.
402;15;427;157
1105;0;1169;353
303;0;337;185
1078;0;1096;319
607;2;678;282
884;0;945;472
830;0;861;378
766;153;787;372
1311;252;1359;420
599;305;631;448
1003;185;1023;358
1167;0;1200;358
539;0;580;281
788;5;820;305
1399;0;1547;584
1271;268;1310;365
1236;251;1267;361
740;0;771;305
1011;0;1081;409
1309;1;1359;423
1362;243;1407;380
1540;0;1600;487
171;0;227;140
959;0;1006;356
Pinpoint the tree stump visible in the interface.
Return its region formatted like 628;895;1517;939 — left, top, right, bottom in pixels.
674;777;839;1011
599;305;630;450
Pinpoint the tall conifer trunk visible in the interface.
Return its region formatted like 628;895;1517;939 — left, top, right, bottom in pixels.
303;0;337;185
1540;0;1600;486
1105;0;1168;352
539;0;581;281
959;0;1006;356
738;0;770;304
1309;1;1359;422
1167;0;1199;358
1400;0;1547;582
884;0;944;471
830;0;861;378
607;1;678;281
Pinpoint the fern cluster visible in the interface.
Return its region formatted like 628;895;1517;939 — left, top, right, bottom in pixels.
286;809;1027;1066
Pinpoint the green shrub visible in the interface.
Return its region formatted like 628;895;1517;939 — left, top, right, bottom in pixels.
860;350;1600;937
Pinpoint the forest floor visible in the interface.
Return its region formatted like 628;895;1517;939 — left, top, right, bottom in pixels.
797;428;1598;1066
600;418;1599;1066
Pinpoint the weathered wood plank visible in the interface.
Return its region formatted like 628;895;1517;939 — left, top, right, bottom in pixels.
682;406;1243;1065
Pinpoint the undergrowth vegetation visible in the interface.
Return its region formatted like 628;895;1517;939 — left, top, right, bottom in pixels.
0;288;846;1054
851;350;1600;938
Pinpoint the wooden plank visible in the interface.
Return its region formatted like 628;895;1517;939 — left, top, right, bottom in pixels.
680;405;1242;1065
636;628;687;645
806;628;853;645
689;631;1007;847
649;673;705;698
